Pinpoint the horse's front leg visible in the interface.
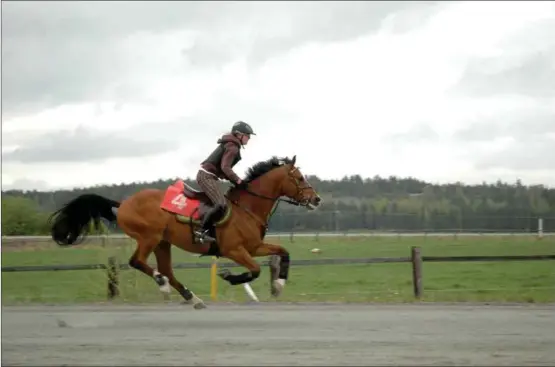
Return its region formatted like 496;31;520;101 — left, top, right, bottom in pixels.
218;246;262;285
252;242;290;297
218;243;290;297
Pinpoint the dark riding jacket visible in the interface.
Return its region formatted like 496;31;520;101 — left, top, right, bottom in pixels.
201;133;242;184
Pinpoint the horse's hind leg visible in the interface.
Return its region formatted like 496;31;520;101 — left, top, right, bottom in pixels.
128;235;164;289
153;241;206;309
117;192;178;297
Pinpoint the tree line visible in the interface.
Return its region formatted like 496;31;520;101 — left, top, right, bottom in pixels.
2;175;555;236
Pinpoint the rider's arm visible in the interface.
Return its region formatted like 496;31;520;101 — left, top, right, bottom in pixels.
220;143;241;184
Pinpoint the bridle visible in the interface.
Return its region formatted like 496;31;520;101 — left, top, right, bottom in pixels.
242;167;313;206
226;166;315;233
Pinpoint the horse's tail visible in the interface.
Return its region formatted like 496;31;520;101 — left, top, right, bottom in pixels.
48;193;121;246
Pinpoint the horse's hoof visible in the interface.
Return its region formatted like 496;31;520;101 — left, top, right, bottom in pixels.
271;279;285;297
271;286;281;297
193;302;207;310
181;299;206;309
218;269;231;279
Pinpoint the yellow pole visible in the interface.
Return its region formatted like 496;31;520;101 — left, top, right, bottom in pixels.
210;256;218;301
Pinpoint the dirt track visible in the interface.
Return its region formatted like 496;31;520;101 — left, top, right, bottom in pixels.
2;303;554;366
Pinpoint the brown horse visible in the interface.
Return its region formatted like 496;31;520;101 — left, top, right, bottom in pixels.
48;155;321;309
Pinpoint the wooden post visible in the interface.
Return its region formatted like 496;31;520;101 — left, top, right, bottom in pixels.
210;257;218;301
411;247;423;299
107;256;119;299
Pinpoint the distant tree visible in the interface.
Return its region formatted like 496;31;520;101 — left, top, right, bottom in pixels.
1;196;51;235
2;173;555;234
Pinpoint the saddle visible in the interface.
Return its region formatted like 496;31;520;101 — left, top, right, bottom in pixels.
175;180;227;223
174;180;212;205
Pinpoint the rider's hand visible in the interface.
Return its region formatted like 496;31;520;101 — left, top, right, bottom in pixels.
235;180;247;190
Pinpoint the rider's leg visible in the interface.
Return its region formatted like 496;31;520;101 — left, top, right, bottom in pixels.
195;170;228;241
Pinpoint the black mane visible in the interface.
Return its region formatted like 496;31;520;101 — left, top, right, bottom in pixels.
244;156;294;183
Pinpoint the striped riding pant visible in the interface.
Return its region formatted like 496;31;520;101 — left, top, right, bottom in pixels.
196;170;227;208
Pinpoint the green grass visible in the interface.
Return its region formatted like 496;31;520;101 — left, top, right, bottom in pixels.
2;235;554;305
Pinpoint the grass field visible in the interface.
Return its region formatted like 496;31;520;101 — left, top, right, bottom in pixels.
2;235;554;305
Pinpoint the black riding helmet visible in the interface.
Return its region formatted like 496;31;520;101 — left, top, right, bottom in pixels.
232;121;256;136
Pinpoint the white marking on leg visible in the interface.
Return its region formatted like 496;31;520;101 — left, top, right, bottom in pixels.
153;270;171;294
272;278;286;296
243;283;260;302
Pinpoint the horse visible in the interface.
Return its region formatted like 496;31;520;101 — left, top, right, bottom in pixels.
48;155;322;309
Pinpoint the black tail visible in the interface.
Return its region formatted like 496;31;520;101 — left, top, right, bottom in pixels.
48;193;121;246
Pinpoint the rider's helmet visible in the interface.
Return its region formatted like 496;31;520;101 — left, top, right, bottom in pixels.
231;121;256;136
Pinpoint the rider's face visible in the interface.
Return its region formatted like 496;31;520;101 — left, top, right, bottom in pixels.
240;134;250;145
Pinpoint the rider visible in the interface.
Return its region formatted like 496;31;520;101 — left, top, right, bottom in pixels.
194;121;256;243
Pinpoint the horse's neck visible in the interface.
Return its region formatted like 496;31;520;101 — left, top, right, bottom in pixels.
237;177;281;223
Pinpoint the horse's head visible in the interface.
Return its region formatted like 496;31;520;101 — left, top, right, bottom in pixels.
241;155;322;210
276;155;322;210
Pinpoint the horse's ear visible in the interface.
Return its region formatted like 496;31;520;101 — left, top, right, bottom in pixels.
291;155;296;166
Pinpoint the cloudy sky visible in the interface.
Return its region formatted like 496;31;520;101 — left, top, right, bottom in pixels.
2;1;555;191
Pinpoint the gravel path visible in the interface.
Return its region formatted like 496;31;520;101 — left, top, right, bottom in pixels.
2;303;554;366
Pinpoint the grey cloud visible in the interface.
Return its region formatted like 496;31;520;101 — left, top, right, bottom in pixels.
454;50;555;99
451;18;555;99
132;89;297;142
186;1;445;69
2;89;295;165
242;1;444;68
453;123;499;143
2;126;179;164
453;108;555;172
384;123;439;144
474;136;555;171
2;1;242;117
2;2;227;40
452;109;555;142
3;1;442;116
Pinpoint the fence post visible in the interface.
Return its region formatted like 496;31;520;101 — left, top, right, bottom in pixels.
411;247;423;299
210;257;218;301
538;217;543;239
107;256;119;299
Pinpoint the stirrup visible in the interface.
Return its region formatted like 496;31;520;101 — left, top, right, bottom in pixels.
195;229;212;244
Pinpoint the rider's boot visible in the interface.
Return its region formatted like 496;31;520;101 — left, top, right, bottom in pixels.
194;206;219;244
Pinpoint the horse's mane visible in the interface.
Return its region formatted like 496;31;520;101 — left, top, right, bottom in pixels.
243;156;294;183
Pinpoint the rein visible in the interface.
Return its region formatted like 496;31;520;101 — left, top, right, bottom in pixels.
226;187;295;233
225;168;312;233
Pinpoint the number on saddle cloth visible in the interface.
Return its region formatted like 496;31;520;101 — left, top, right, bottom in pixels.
166;180;230;227
161;181;206;220
171;193;188;210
